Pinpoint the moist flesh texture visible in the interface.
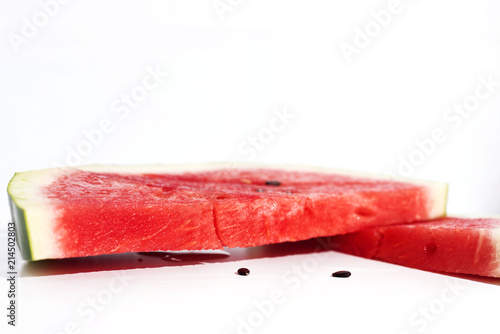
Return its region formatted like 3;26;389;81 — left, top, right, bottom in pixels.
36;168;439;259
331;217;500;277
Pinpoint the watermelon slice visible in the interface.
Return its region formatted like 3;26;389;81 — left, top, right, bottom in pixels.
7;164;448;261
330;217;500;277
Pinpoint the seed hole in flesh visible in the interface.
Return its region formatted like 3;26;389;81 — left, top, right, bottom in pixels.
265;180;281;186
255;189;265;192
424;241;437;255
355;206;375;217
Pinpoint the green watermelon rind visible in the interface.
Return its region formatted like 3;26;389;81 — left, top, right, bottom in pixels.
8;190;33;261
7;168;67;261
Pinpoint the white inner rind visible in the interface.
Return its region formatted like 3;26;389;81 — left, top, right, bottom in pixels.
490;227;500;277
8;168;72;260
425;182;448;220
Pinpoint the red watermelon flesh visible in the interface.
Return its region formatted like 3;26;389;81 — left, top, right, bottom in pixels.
331;217;500;277
7;165;448;260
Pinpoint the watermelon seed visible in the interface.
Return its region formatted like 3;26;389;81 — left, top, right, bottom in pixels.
265;180;281;186
237;268;250;276
332;270;351;278
255;189;265;192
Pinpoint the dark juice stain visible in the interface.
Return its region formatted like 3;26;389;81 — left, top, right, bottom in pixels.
137;251;170;257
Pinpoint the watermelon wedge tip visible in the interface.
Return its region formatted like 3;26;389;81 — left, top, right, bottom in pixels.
331;217;500;278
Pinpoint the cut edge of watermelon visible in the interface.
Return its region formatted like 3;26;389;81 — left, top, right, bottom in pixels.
78;161;448;189
333;217;500;278
7;163;449;261
77;162;449;219
7;167;72;260
75;162;445;185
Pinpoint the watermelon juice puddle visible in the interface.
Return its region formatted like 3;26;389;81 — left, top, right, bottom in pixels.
21;250;229;277
21;238;335;277
439;272;500;286
137;250;231;263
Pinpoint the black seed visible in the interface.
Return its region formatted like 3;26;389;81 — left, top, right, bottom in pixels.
237;268;250;276
265;180;281;186
332;270;351;278
255;188;265;192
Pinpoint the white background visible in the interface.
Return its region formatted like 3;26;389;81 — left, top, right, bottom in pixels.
1;0;500;333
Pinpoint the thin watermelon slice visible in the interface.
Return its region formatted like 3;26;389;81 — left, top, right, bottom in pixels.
330;217;500;277
7;164;448;261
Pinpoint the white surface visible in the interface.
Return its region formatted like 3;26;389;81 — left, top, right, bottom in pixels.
1;0;500;333
3;240;500;334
